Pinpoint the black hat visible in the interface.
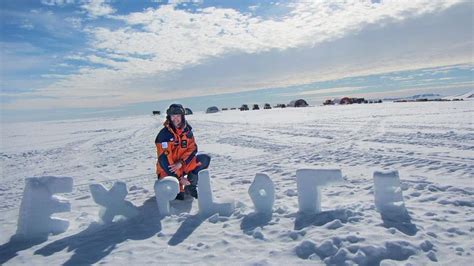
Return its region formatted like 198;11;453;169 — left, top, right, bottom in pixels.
166;104;185;116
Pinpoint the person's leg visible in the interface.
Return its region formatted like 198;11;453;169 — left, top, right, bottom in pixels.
192;154;211;174
185;154;211;198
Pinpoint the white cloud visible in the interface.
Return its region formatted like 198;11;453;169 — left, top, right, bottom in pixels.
81;0;460;73
279;87;366;97
41;0;75;6
4;8;81;39
168;0;203;5
81;0;115;18
19;20;34;30
64;17;83;29
4;0;472;110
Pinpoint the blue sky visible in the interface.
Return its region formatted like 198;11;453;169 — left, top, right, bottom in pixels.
1;0;473;122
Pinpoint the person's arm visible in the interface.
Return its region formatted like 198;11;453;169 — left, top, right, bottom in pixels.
155;131;174;177
180;131;198;169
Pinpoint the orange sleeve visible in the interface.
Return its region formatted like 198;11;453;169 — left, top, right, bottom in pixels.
156;141;174;177
155;143;162;176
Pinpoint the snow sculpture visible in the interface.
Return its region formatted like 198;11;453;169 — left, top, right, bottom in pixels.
89;181;139;223
296;169;343;214
198;170;234;217
154;176;180;216
248;173;275;214
373;170;406;213
16;176;73;239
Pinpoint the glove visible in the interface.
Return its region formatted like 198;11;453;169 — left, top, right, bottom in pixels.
179;176;191;186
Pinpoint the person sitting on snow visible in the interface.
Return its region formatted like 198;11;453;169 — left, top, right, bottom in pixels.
155;104;211;200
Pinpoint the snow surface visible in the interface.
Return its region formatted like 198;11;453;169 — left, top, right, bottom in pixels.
1;101;473;265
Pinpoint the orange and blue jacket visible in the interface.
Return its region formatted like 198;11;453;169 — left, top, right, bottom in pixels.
155;121;200;189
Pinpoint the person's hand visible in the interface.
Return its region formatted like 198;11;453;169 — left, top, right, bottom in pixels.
179;176;191;186
169;162;183;173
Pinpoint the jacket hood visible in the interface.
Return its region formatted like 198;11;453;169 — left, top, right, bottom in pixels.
164;116;192;133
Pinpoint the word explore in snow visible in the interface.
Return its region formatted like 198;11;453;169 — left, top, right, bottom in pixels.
15;168;409;240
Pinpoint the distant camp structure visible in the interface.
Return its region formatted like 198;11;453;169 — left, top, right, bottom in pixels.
206;106;219;113
394;98;454;103
252;104;260;110
264;103;272;109
152;110;161;115
274;103;286;108
323;99;334;105
369;99;383;104
239;104;249;111
340;97;352;105
185;108;193;115
288;99;309;107
324;97;382;105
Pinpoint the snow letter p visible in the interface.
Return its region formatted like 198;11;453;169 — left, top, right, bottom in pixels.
198;170;235;217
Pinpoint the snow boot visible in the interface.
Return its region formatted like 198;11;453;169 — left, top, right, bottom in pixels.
185;185;198;199
185;172;199;199
175;192;185;200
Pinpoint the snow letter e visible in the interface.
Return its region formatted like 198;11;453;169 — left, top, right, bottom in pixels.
16;176;73;239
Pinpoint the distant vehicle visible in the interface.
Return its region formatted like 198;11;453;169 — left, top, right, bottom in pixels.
206;106;219;113
222;108;229;111
288;99;309;107
274;103;286;108
352;98;366;104
340;97;352;105
152;111;161;115
252;104;260;110
239;104;249;111
264;103;272;109
185;108;193;115
230;107;237;110
323;99;334;105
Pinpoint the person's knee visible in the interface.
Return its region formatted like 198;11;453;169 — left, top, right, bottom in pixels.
187;172;198;185
197;154;211;169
